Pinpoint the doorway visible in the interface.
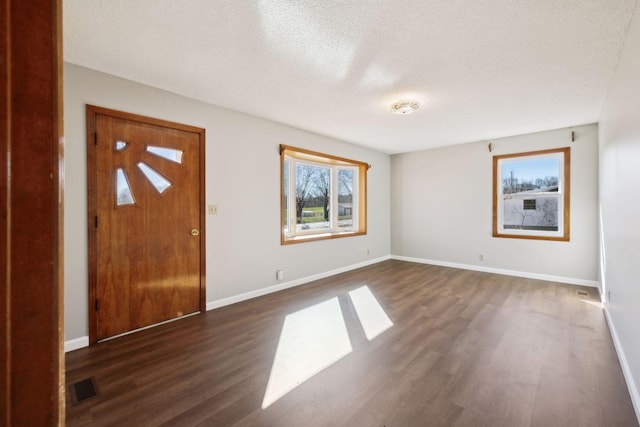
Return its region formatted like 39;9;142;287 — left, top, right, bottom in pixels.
87;106;205;343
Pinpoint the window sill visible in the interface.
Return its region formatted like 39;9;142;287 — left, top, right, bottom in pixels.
282;230;366;245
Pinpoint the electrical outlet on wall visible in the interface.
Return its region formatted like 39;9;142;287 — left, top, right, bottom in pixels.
479;254;484;261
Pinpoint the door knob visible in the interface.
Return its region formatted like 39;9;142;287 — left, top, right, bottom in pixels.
191;229;200;236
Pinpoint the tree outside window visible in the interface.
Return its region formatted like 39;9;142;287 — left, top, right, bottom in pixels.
281;145;368;244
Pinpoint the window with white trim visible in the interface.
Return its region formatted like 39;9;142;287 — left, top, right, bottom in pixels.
281;145;368;244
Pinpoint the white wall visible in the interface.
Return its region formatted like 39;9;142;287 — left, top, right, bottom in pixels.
599;1;640;417
64;63;390;341
390;124;599;284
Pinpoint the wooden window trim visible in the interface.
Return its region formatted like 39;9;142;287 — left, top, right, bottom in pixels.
280;145;368;245
492;147;570;241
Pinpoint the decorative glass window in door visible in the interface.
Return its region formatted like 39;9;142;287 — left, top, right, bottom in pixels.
114;140;184;206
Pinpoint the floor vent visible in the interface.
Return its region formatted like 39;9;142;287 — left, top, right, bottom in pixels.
576;290;589;297
69;377;98;405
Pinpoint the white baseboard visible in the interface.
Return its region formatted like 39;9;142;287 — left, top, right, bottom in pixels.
604;307;640;423
65;255;597;352
206;255;391;311
64;336;89;352
390;255;600;288
63;257;391;352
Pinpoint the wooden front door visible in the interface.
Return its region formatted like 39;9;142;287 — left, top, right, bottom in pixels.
87;106;205;343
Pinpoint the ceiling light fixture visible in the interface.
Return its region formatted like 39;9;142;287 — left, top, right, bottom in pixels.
388;100;419;115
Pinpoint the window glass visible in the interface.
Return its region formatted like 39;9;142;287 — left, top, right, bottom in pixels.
137;162;172;193
295;163;331;232
281;145;368;244
338;168;354;229
493;147;569;241
147;146;183;164
115;168;135;205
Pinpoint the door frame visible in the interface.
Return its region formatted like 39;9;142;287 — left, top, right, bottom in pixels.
2;0;64;423
86;105;206;344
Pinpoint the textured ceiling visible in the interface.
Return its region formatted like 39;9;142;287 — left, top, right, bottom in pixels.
63;0;637;154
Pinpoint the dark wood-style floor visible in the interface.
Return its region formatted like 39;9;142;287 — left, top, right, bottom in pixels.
66;260;638;426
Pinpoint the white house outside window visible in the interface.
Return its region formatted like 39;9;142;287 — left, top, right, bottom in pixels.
493;147;570;241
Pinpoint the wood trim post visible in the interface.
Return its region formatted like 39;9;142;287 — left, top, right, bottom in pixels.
1;0;64;425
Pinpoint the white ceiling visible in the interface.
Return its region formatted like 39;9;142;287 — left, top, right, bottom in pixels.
63;0;637;154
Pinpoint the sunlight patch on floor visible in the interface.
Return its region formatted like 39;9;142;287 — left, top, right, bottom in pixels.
262;286;393;409
349;286;394;340
261;297;352;409
581;299;603;308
